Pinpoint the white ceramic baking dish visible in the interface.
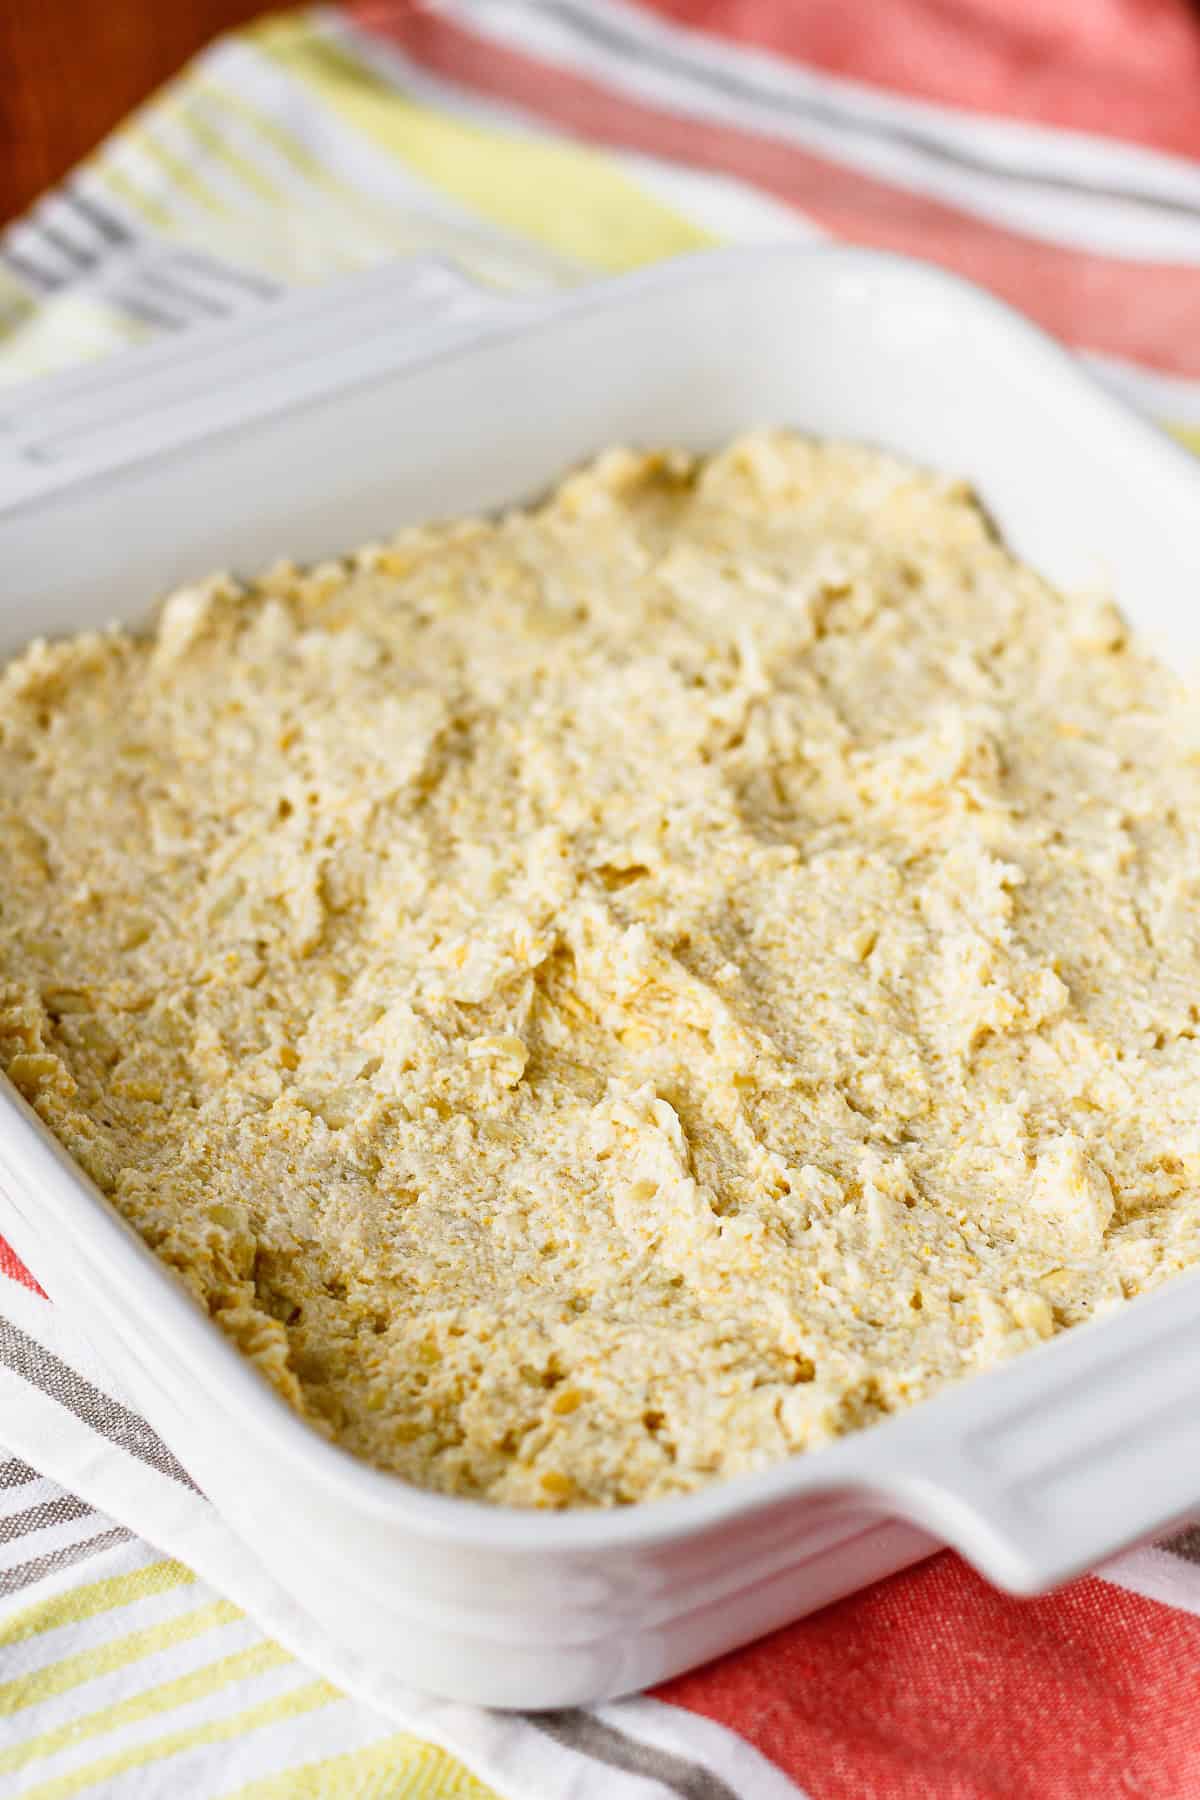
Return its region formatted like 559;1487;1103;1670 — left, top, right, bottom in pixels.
1;246;1199;1710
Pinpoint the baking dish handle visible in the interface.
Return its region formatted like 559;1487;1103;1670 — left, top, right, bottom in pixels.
870;1268;1200;1592
0;257;539;510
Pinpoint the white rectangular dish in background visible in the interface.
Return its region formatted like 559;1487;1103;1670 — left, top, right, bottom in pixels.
1;246;1199;1709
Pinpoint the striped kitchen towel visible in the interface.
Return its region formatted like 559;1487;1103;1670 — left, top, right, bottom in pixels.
4;3;1200;1797
3;0;1200;435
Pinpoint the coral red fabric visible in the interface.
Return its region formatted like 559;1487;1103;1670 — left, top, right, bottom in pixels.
0;1234;43;1295
657;1553;1200;1798
642;0;1200;158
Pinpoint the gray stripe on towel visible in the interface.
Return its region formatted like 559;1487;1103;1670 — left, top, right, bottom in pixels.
0;1317;197;1491
0;1492;96;1544
0;1526;132;1599
529;1709;743;1800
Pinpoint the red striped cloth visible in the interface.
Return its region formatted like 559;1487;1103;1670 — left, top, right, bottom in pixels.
355;0;1200;376
647;0;1200;156
662;1560;1200;1798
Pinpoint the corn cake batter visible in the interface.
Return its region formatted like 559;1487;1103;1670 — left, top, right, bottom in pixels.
2;433;1198;1508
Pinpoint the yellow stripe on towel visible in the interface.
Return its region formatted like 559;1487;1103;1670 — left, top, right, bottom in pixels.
250;14;715;271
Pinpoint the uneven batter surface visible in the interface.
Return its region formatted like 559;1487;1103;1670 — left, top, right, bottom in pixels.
2;433;1198;1507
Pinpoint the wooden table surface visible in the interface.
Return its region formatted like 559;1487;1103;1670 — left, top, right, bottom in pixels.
1;0;265;225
